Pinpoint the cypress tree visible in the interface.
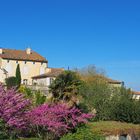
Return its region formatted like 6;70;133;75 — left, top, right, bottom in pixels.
16;64;21;87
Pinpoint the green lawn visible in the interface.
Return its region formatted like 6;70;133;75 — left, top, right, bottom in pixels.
18;121;140;139
88;121;140;136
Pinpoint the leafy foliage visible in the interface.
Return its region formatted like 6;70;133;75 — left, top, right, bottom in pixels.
0;85;30;136
19;85;47;106
26;103;93;138
79;76;112;120
16;64;21;87
49;70;82;105
79;76;140;123
109;88;140;123
60;126;105;140
34;91;46;106
5;76;17;89
0;119;9;139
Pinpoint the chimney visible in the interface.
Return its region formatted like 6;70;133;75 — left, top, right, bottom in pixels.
26;47;31;54
0;48;2;54
46;68;51;73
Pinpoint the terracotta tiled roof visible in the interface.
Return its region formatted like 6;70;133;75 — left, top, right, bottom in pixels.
107;78;122;84
92;75;123;84
32;68;64;79
132;91;140;95
0;48;48;62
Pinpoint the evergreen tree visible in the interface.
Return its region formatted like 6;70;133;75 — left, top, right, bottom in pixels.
49;70;82;105
16;64;21;87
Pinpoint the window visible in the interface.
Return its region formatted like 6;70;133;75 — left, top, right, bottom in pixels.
33;62;35;64
40;67;45;74
5;64;12;74
16;61;18;64
23;79;28;85
25;61;27;64
23;66;28;75
7;60;9;63
50;78;54;84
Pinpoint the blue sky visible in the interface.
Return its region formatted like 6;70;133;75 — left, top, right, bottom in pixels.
0;0;140;90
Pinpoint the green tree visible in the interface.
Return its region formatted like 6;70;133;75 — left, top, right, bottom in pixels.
49;70;82;105
16;64;21;87
5;76;17;89
79;77;112;120
19;85;47;106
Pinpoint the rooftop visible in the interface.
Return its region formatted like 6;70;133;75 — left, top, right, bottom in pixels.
0;48;48;62
32;68;64;79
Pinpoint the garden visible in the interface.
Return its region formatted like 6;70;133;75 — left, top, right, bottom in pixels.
1;65;140;139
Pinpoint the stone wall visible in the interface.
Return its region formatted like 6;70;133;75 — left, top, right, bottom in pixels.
106;134;140;140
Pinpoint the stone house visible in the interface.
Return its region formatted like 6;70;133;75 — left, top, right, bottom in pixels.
0;48;62;87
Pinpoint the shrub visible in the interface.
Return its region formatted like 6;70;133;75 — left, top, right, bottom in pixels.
80;76;140;124
0;119;9;139
60;126;105;140
0;85;30;137
26;103;93;138
110;88;140;124
19;85;33;98
79;77;112;120
34;91;46;106
5;76;17;88
49;70;82;105
19;86;46;106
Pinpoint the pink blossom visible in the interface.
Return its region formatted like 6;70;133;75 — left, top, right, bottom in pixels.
26;103;93;136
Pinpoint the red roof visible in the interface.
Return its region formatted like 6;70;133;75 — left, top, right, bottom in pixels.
0;48;48;62
132;91;140;95
32;68;64;79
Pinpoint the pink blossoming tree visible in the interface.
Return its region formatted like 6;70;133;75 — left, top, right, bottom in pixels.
0;85;30;133
27;103;93;138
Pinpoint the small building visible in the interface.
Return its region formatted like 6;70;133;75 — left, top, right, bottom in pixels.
131;91;140;100
32;68;64;87
107;78;124;88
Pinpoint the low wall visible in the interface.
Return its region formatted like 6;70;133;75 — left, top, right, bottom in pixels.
106;134;140;140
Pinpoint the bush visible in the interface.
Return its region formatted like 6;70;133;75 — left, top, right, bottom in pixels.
0;85;30;137
34;91;46;106
0;119;9;139
79;77;112;120
19;86;47;106
110;88;140;124
60;126;105;140
5;76;17;88
26;103;93;139
79;76;140;124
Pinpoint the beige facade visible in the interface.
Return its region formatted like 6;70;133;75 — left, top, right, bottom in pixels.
0;48;48;85
1;59;47;85
32;68;64;86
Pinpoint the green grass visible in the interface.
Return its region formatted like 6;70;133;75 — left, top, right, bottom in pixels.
18;138;41;140
88;121;140;136
19;121;140;139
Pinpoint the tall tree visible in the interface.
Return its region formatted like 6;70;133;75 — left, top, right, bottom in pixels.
16;64;21;87
49;70;82;105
